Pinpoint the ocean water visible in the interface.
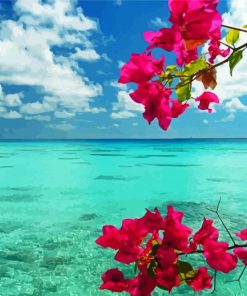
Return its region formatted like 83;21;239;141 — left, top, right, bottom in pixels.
0;139;247;296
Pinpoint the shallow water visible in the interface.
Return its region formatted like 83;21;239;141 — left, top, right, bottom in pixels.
0;139;247;295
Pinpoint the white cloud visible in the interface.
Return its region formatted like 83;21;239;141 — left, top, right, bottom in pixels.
102;53;112;63
113;123;119;127
151;17;168;28
115;0;122;6
111;110;137;119
132;122;139;126
48;123;75;131
117;60;125;69
224;98;247;113
1;111;22;119
113;90;144;112
192;0;247;121
25;115;51;121
110;80;127;91
54;110;75;119
216;113;236;123
203;119;209;124
71;47;100;62
0;0;104;123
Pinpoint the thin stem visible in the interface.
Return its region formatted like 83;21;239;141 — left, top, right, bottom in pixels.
219;40;234;50
221;24;247;33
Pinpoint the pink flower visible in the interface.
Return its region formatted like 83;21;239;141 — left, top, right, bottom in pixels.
156;247;178;269
163;206;192;251
100;268;128;292
208;39;231;64
193;218;219;245
127;273;156;296
96;225;126;250
156;265;180;292
168;0;222;49
119;52;164;84
195;91;219;113
144;27;178;52
174;41;198;66
171;100;189;118
234;248;247;265
115;245;141;264
120;218;148;246
187;267;212;292
203;239;238;273
130;81;173;130
139;208;164;233
236;229;247;241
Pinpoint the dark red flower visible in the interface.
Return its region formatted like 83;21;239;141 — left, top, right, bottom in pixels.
100;268;128;292
156;265;180;292
163;206;192;252
96;225;126;250
187;267;212;292
193;218;219;245
234;248;247;265
127;273;156;296
203;239;238;273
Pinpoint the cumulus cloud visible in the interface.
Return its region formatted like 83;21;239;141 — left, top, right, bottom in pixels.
151;17;168;28
192;0;247;122
48;122;75;131
111;89;144;119
0;0;104;124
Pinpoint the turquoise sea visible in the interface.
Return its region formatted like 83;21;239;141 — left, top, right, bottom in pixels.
0;139;247;296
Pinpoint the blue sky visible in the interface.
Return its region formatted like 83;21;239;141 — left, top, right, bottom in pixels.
0;0;246;139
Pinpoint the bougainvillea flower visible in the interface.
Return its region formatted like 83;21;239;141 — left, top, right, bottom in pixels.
208;39;231;64
193;218;219;245
120;218;148;246
156;265;180;292
203;239;238;273
187;267;212;292
130;81;172;130
144;27;178;51
157;100;172;131
171;100;189;118
168;0;222;49
234;248;247;265
139;208;164;233
156;247;178;269
174;40;198;66
118;52;164;84
236;229;247;241
127;273;156;296
115;245;141;264
195;91;219;113
163;206;193;251
96;225;126;250
100;268;128;292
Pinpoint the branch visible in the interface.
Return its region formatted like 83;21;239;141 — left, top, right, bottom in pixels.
206;197;236;246
221;24;247;33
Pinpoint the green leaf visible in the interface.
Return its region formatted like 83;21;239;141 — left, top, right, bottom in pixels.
176;81;191;102
177;261;193;274
147;260;157;278
166;65;178;73
181;58;208;79
226;29;240;46
243;25;247;29
229;49;243;76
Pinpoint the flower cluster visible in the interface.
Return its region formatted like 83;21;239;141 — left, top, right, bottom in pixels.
96;206;247;295
118;0;247;131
